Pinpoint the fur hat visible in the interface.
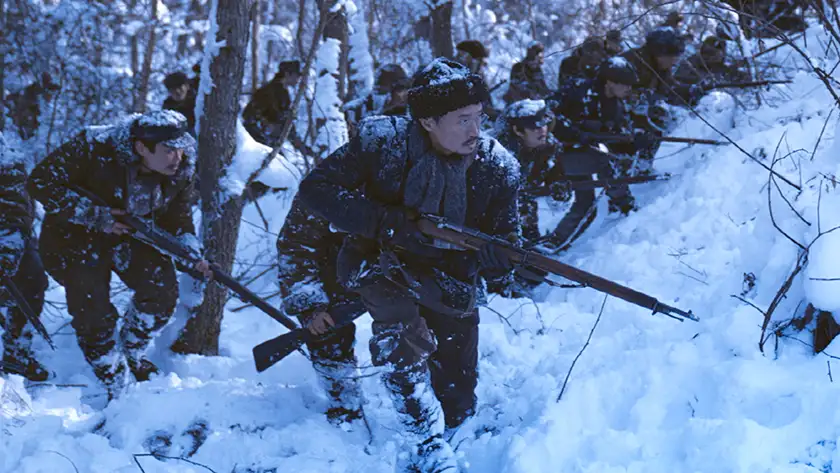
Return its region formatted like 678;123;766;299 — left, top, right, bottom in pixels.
456;40;490;59
597;56;639;86
504;99;554;129
407;58;489;119
645;27;686;57
163;72;189;91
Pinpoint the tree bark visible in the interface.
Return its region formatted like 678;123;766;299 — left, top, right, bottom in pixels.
319;0;348;101
134;0;159;113
172;0;251;356
429;1;454;59
250;0;260;92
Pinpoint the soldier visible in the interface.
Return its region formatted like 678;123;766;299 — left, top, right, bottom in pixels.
504;41;551;104
492;100;567;244
674;36;750;89
346;64;412;132
27;110;212;399
546;58;652;249
242;60;302;148
5;72;59;140
0;134;50;381
276;195;365;425
299;58;519;472
455;40;490;76
163;72;197;133
558;30;623;84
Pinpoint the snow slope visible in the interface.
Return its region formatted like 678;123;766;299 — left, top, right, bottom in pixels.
5;28;840;473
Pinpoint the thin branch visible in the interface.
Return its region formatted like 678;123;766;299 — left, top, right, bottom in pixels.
730;294;767;316
767;143;807;251
556;295;607;402
133;454;217;473
812;108;835;162
759;251;808;352
45;451;79;473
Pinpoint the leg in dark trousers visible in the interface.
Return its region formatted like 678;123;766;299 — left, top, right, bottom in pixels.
423;308;479;429
39;223;128;391
1;241;50;380
301;312;363;424
116;239;179;380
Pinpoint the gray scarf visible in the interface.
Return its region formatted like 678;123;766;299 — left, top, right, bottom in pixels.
403;124;469;226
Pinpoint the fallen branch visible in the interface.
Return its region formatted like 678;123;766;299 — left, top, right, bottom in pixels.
133;453;217;473
557;295;607;402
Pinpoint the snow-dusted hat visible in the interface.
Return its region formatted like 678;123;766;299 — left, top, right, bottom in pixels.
645;27;685;56
130;110;195;149
597;56;638;85
504;99;553;129
407;58;489;119
278;60;301;76
457;40;489;59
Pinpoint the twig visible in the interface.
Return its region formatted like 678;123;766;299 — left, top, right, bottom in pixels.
767;144;807;251
730;294;767;316
133;453;217;473
829;360;834;382
759;251;808;352
45;451;79;473
556;295;607;402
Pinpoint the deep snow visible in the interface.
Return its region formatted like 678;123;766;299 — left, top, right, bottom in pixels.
5;27;840;473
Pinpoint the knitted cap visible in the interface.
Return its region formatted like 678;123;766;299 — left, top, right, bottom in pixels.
407;58;489;119
456;40;490;59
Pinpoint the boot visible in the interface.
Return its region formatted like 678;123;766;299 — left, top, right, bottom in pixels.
385;363;458;473
127;357;160;382
608;194;637;215
2;341;50;382
88;349;130;401
317;357;364;426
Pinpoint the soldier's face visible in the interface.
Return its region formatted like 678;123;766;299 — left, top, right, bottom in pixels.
656;55;680;70
282;73;301;87
135;141;184;176
515;125;548;149
528;52;545;67
170;84;190;102
421;103;483;156
604;80;632;99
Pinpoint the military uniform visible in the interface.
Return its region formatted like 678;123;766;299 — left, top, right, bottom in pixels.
0;135;49;381
504;42;551;104
28;111;198;397
276;195;364;424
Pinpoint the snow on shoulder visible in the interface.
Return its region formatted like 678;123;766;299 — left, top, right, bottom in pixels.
607;56;630;68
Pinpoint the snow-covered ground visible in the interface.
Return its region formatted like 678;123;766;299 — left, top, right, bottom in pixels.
6;28;840;473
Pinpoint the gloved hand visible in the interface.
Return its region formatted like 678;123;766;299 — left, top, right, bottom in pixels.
477;243;514;272
377;207;439;257
633;131;656;152
549;180;572;202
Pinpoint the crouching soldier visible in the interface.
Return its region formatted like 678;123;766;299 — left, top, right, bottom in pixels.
276;194;365;425
493;100;568;244
300;58;520;472
547;58;649;249
27;110;212;399
0;134;50;380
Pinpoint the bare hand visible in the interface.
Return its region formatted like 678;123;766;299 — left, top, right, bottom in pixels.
307;311;335;336
194;260;214;280
105;209;132;235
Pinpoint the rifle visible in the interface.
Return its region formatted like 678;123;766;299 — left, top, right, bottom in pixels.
251;300;367;372
564;133;727;146
2;275;55;349
523;174;670;196
707;80;791;90
72;186;299;333
417;215;698;322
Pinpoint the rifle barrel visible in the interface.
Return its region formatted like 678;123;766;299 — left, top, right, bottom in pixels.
3;276;55;349
416;217;698;322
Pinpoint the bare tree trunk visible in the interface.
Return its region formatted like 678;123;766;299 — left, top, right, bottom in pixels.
430;1;454;58
318;0;348;101
172;0;251;356
134;0;159;113
297;0;307;58
250;0;260;92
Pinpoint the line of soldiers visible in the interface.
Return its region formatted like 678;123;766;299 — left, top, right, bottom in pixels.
0;22;794;473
